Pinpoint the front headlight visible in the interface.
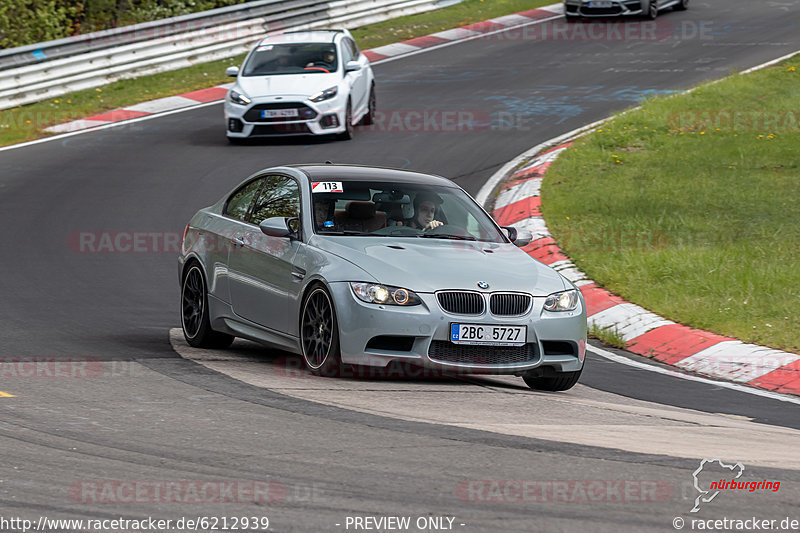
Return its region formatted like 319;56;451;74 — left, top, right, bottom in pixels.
543;290;579;312
309;86;338;103
229;89;251;105
350;282;421;306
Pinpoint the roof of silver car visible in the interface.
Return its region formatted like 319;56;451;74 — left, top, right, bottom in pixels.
292;164;456;186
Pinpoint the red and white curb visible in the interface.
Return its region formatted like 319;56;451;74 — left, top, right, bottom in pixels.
45;86;231;133
43;4;563;134
487;142;800;397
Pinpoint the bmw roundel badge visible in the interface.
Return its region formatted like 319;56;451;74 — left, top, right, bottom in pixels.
477;281;489;289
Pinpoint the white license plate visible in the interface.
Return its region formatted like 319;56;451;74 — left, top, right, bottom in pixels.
261;109;299;118
588;1;613;7
450;324;527;346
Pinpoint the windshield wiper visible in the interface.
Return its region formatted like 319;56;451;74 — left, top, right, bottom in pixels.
418;233;477;241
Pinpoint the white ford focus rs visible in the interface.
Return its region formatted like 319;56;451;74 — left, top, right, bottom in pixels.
224;29;376;141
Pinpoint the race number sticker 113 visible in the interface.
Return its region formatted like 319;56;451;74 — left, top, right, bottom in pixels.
312;181;343;193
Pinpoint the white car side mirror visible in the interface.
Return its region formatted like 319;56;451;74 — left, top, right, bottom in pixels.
226;66;240;77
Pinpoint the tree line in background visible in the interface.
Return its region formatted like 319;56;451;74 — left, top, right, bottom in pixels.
0;0;248;49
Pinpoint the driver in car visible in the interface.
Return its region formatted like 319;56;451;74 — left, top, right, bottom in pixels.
307;51;336;69
406;192;444;231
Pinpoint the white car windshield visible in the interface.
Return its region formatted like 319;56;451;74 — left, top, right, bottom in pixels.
242;43;338;76
311;180;507;243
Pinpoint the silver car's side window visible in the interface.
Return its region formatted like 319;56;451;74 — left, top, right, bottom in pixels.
224;178;264;222
250;175;301;226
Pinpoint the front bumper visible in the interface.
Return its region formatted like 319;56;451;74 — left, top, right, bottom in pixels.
224;94;347;138
565;0;646;17
329;282;587;375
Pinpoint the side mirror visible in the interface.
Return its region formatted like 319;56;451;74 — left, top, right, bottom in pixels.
226;66;240;77
502;226;532;247
260;217;293;238
345;61;361;73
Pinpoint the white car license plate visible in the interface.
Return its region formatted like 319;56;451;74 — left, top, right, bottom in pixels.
261;109;299;119
588;1;613;7
450;324;526;346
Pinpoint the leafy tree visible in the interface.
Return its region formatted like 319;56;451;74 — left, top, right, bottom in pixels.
0;0;76;48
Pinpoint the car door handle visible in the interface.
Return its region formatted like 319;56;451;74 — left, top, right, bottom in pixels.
233;235;246;246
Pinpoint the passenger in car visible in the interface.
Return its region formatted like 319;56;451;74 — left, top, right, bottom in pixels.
334;201;386;233
313;197;336;230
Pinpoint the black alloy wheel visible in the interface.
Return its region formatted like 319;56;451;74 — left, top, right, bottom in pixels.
181;264;234;348
300;286;342;376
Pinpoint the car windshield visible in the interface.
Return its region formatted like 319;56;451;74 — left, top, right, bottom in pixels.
242;43;338;76
311;180;507;243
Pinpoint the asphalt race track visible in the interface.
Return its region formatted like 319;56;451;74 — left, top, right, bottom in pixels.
1;1;799;531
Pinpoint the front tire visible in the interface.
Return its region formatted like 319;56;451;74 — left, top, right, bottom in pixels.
645;0;658;19
522;367;582;392
181;264;234;348
340;100;354;140
361;84;376;125
300;285;342;376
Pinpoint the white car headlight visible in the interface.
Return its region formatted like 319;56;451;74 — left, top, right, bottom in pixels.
351;282;421;306
309;86;338;103
229;89;251;105
543;290;579;312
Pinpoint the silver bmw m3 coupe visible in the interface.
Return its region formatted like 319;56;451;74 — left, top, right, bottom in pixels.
179;164;587;391
563;0;688;20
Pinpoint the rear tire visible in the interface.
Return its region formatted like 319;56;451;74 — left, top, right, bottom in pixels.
300;285;343;376
522;367;582;392
181;264;234;349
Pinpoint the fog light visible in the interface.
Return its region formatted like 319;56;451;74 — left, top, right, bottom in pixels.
320;114;339;129
228;118;243;132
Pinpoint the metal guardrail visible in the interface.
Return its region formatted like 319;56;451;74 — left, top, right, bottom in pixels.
0;0;462;110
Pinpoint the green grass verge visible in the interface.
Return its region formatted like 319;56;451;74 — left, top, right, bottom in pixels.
0;0;554;147
543;57;800;354
589;323;627;350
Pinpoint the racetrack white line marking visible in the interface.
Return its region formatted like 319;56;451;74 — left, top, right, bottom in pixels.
489;14;535;26
675;341;800;383
589;303;675;341
587;344;800;406
0;100;223;153
428;27;481;40
124;95;199;113
368;42;421;57
494;179;542;209
45;119;111;133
